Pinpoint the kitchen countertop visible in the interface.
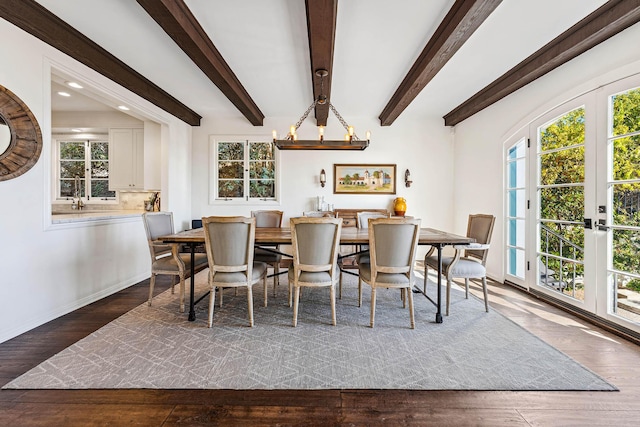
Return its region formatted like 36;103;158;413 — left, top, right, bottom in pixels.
51;210;145;223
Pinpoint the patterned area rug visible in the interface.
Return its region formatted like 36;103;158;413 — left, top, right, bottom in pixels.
4;270;616;390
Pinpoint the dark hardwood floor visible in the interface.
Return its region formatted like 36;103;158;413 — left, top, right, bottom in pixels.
1;276;639;426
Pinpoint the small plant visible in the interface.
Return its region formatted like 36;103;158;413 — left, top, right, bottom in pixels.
625;279;640;293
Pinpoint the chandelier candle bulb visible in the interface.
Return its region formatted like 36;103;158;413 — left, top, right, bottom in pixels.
366;130;371;140
272;130;277;140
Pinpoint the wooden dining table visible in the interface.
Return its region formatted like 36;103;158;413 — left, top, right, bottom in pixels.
159;226;473;324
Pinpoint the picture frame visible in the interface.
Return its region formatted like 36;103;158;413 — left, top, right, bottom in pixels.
333;164;396;194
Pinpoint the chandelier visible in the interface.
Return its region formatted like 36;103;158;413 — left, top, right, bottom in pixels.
272;69;370;150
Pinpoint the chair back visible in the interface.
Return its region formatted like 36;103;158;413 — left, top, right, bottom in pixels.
290;217;342;272
251;210;283;228
303;211;336;218
357;211;390;228
369;218;421;275
465;214;495;264
202;216;255;274
142;212;175;260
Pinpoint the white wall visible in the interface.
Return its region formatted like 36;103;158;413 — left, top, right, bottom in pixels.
0;20;192;343
452;23;640;282
190;114;456;260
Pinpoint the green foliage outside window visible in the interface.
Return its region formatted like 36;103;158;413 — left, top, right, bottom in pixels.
217;141;276;199
59;140;114;199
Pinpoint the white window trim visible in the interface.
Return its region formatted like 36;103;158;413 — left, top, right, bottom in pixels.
52;136;119;205
208;135;281;206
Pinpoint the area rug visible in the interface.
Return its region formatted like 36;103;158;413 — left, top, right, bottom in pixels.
3;270;616;391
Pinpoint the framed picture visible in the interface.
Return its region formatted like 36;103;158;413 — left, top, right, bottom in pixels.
333;164;396;194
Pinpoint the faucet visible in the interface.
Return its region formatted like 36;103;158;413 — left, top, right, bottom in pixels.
73;175;84;210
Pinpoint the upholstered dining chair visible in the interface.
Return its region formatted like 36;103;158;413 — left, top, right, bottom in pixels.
358;218;421;328
355;210;391;265
142;212;208;312
251;210;283;296
423;214;495;316
340;210;391;299
289;217;343;327
202;216;268;327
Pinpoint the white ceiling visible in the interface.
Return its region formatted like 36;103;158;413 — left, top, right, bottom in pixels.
42;0;608;125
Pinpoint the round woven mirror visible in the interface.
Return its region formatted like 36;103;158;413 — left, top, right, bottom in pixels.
0;85;43;181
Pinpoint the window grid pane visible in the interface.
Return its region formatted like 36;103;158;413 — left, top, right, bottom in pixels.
215;140;277;200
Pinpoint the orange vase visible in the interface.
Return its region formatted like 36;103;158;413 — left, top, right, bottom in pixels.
393;197;407;216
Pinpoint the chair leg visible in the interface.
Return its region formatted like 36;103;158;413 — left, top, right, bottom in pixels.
208;285;216;328
247;286;254;327
408;286;415;329
288;279;293;308
179;274;186;313
423;263;428;294
482;277;489;312
401;288;406;308
273;263;279;297
171;275;177;294
219;287;224;307
330;285;336;326
465;278;469;299
292;286;301;327
358;277;363;308
446;279;452;316
148;274;156;306
263;275;268;307
370;287;377;328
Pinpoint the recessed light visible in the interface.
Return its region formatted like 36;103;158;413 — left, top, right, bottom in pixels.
66;81;83;89
117;105;130;111
57;91;71;97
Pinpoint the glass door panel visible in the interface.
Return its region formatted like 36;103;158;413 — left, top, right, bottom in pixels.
605;87;640;325
536;107;587;302
506;138;526;283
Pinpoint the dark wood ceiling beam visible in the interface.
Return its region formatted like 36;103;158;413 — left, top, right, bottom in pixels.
306;0;337;126
137;0;264;126
0;0;202;126
379;0;502;126
444;0;640;127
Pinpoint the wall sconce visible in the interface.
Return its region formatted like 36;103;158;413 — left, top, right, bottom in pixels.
405;169;412;187
320;169;326;187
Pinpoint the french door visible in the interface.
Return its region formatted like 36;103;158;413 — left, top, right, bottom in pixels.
528;76;640;333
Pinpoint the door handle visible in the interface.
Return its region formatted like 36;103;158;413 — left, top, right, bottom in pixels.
597;219;610;231
584;218;592;229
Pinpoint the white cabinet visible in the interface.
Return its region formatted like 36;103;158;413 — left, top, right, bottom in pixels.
109;128;144;190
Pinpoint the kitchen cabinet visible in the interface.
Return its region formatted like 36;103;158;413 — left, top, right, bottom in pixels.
109;128;144;190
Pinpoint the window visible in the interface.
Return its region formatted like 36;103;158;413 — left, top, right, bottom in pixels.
506;138;526;280
212;137;278;202
56;139;115;200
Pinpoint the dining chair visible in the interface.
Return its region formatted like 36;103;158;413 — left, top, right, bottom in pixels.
355;210;391;265
251;210;283;296
289;217;343;326
342;210;391;298
303;211;336;218
358;218;421;328
142;212;208;312
423;214;495;316
202;216;268;327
